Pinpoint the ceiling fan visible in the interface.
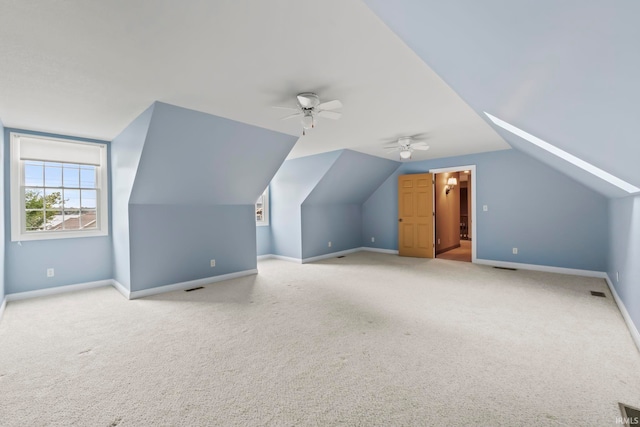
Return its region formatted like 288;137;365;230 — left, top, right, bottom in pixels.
274;92;342;135
383;134;430;160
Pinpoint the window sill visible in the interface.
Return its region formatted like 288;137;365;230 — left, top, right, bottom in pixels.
12;228;108;242
256;222;270;227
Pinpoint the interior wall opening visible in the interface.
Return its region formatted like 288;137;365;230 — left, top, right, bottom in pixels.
431;167;475;263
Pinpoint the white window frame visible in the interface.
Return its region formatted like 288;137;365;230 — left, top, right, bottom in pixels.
10;132;109;241
256;187;269;226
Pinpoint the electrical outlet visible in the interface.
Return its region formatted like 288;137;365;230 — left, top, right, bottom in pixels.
483;205;488;212
328;241;332;248
210;259;216;267
371;237;375;243
47;268;54;278
437;238;440;245
512;248;518;255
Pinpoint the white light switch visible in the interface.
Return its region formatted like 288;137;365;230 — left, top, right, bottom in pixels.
483;205;488;212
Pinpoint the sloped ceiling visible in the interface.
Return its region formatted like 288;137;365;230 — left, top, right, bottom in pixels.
0;0;507;162
364;0;640;197
303;150;400;205
129;102;297;205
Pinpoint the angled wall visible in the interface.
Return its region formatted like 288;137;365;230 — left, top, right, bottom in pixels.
363;149;608;272
110;104;154;289
364;0;640;197
126;103;296;291
3;128;112;293
270;151;342;259
300;150;400;259
608;195;640;339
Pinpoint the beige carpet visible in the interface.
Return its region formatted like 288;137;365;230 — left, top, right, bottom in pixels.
1;252;639;426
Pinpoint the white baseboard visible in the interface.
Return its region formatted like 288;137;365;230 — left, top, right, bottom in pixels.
6;279;113;302
259;247;400;263
0;297;6;322
361;247;400;255
474;259;607;278
302;248;363;264
111;280;131;300
259;254;302;263
128;269;258;299
604;275;640;353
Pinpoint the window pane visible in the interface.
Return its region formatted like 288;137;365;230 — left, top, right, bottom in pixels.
80;166;96;188
44;209;63;230
81;189;97;209
63;189;81;211
25;163;43;187
44;189;62;210
25;209;45;231
25;188;44;209
80;209;97;229
63;164;80;188
44;165;63;187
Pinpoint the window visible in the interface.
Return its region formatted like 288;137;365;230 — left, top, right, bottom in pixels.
10;133;109;241
256;187;269;226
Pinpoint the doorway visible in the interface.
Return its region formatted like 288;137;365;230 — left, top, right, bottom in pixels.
430;166;476;263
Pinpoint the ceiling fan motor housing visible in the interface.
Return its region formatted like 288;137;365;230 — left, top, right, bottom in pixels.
296;92;320;109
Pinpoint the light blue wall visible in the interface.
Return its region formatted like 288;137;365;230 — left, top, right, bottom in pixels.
608;195;640;334
270;151;341;258
363;149;608;271
3;128;112;294
301;204;362;259
256;226;271;256
130;102;297;205
129;204;257;291
124;102;295;290
0;119;4;302
300;150;399;259
303;150;400;205
110;104;154;289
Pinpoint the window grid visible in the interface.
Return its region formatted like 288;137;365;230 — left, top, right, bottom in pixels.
23;160;98;233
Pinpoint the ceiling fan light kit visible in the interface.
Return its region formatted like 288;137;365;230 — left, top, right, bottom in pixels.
275;92;342;135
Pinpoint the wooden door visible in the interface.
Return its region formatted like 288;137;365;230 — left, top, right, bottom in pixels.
398;173;434;258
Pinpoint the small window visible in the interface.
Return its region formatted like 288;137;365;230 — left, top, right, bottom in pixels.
256;187;269;226
10;133;108;241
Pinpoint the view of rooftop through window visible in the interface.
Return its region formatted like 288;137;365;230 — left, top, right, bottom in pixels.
24;160;98;232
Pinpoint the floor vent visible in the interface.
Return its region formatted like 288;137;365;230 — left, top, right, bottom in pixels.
619;403;640;426
337;256;346;258
184;287;204;292
590;291;606;297
493;266;517;271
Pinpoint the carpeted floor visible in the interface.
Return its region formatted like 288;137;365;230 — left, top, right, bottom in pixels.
1;252;639;426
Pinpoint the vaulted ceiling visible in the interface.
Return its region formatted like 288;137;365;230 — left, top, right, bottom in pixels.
0;0;507;162
364;0;640;197
1;1;637;197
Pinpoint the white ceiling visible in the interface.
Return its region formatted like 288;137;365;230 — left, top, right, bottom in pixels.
0;0;509;161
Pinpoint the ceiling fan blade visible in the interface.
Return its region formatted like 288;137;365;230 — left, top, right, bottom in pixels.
272;105;299;111
281;112;303;120
317;110;342;120
409;132;429;140
383;144;399;149
412;144;430;151
317;100;342;111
